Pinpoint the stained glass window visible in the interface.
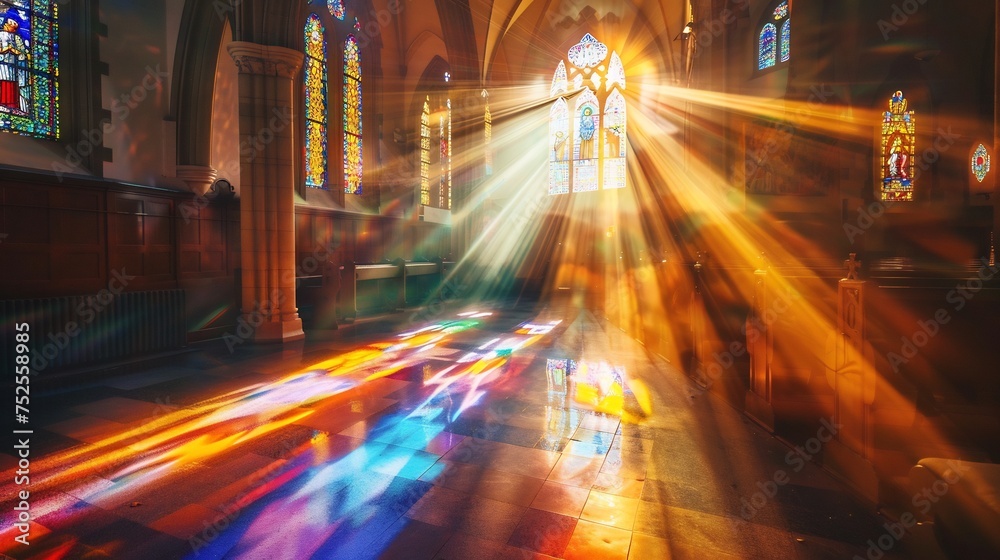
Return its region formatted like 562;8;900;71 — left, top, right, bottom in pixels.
573;90;600;193
773;1;788;19
607;52;625;92
549;98;569;195
758;23;776;70
758;1;789;70
551;61;568;97
304;14;328;189
328;0;345;20
0;1;58;139
880;90;915;202
568;33;608;69
604;89;626;190
548;35;626;195
483;90;492;176
420;97;430;205
780;20;790;63
343;34;362;194
439;98;452;208
353;17;361;32
973;143;991;183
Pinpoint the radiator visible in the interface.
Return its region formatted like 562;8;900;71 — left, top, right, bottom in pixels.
1;290;186;375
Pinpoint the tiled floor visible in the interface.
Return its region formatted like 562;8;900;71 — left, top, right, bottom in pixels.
0;304;948;559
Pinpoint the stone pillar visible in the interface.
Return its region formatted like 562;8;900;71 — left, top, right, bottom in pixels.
824;253;878;501
745;265;775;431
227;42;304;343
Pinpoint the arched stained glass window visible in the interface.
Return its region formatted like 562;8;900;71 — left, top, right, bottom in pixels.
420;97;430;205
607;52;625;92
0;1;58;139
880;90;915;202
551;61;568;97
304;14;328;189
780;19;790;63
343;34;362;194
603;89;626;190
548;34;627;195
439;98;452;208
573;89;600;193
758;23;776;70
483;89;492;176
549;98;569;195
328;0;345;20
758;1;789;71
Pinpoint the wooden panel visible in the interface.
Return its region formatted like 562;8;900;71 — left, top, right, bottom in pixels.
52;208;101;245
180;250;201;273
60;253;103;279
178;217;201;245
201;251;225;272
147;200;171;216
4;187;49;207
204;218;224;246
147;251;173;276
0;250;50;281
147;216;171;245
116;214;144;245
52;191;101;211
5;206;49;243
115;197;143;214
116;253;144;277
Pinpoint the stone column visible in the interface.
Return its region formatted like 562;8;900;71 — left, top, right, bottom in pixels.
227;42;304;343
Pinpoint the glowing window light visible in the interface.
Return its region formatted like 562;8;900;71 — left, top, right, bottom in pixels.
548;35;627;195
420;97;430;205
758;23;777;70
343;34;362;194
551;60;568;96
304;14;328;189
780;19;790;63
972;143;991;183
328;0;345;20
881;90;915;202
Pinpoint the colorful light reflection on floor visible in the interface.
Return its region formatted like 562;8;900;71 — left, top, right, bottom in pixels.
0;314;564;559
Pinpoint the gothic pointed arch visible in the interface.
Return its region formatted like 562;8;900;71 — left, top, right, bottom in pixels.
170;0;232;169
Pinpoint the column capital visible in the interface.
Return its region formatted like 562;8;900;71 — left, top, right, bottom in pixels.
176;164;218;196
227;42;304;79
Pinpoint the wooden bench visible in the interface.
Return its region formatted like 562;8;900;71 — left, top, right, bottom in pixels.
909;458;1000;556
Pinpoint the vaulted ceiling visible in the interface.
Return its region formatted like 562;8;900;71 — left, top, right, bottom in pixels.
473;0;686;83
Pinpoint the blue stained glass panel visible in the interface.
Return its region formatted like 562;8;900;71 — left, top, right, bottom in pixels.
780;19;790;63
758;23;776;70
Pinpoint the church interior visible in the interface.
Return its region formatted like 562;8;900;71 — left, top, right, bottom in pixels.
2;0;999;558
